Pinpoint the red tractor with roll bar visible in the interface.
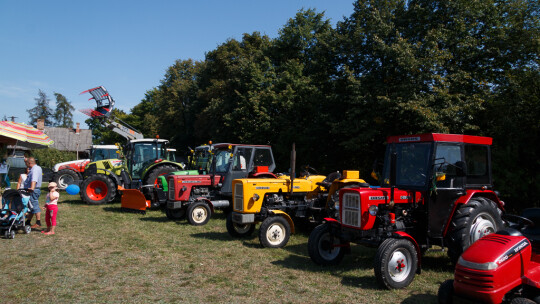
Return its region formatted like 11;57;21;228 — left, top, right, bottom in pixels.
308;133;505;289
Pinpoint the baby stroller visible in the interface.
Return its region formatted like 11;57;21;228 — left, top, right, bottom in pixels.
1;189;32;239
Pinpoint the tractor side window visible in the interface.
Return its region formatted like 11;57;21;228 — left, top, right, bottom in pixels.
215;150;232;173
465;145;490;185
233;148;252;171
435;144;464;188
253;149;273;167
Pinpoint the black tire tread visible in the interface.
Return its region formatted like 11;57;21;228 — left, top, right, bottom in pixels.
374;238;418;289
54;169;80;190
308;223;345;265
187;202;211;226
226;212;255;238
80;174;117;205
258;216;291;248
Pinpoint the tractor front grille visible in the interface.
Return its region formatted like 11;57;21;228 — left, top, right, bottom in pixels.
342;193;361;227
234;183;244;212
168;179;175;200
455;267;495;290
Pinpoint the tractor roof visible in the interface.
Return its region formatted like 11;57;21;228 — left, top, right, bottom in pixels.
91;145;118;149
212;143;272;149
387;133;492;145
129;139;170;144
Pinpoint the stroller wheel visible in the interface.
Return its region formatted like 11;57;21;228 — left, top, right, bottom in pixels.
23;225;31;234
5;230;15;239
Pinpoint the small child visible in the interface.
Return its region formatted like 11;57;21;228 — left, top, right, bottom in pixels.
42;182;59;235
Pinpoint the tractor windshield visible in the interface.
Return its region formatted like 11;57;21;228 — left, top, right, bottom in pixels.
129;142;167;179
189;147;212;172
382;142;432;189
214;149;232;173
91;148;119;161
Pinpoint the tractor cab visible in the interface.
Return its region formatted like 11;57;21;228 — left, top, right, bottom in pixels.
210;144;276;195
187;144;213;174
124;139;171;180
379;134;496;239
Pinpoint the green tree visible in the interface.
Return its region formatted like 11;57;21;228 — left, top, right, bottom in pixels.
53;92;75;128
27;89;54;126
85;108;133;145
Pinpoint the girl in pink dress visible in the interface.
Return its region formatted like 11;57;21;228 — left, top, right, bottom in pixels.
42;182;59;235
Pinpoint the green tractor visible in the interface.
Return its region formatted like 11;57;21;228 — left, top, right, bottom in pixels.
80;138;185;206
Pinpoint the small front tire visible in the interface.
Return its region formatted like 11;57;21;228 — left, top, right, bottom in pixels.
226;212;255;237
23;225;32;234
437;280;454;304
165;208;186;220
259;216;290;248
187;202;211;226
308;223;345;265
374;238;418;289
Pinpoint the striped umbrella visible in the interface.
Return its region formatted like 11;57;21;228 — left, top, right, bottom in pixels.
0;121;54;146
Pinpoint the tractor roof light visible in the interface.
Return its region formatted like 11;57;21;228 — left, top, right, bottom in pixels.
369;205;379;216
458;256;498;270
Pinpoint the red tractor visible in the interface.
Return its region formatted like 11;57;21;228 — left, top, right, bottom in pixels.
166;143;276;225
438;209;540;304
308;133;505;289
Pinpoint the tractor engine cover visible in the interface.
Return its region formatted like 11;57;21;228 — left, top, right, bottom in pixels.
454;233;532;303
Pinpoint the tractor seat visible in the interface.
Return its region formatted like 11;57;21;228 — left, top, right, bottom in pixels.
520;208;540;248
316;171;341;189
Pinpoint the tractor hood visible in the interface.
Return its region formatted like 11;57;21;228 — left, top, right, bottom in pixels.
459;233;530;269
53;159;90;172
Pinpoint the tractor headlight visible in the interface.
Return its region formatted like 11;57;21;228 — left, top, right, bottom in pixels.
458;257;498;270
253;194;260;201
369;205;378;216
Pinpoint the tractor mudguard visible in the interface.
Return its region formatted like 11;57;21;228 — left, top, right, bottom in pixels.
442;189;504;237
392;231;422;273
195;198;214;214
269;210;295;234
119;185;150;212
324;217;339;224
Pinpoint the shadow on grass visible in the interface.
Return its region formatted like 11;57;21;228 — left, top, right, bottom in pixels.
400;293;437;304
59;199;87;205
190;231;231;241
139;216;169;223
271;253;380;289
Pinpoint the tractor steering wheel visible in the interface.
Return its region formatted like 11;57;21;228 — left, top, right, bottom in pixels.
503;214;535;230
301;165;318;177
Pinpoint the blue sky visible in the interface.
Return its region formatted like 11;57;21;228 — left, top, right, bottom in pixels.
0;1;354;129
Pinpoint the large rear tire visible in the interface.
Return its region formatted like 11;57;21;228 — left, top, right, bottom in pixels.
80;174;116;205
143;164;179;186
226;212;255;237
54;169;80;190
447;197;503;263
308;223;345;265
374;238;418;289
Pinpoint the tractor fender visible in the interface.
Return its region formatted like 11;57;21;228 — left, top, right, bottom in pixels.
323;217;340;224
442;189;504;237
195;197;215;214
392;231;422;274
250;172;278;179
269;210;295;234
89;169;120;187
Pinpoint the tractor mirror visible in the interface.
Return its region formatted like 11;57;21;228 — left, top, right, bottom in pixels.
371;170;379;181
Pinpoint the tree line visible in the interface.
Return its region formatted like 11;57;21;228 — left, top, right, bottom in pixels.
28;0;540;209
24;89;75;128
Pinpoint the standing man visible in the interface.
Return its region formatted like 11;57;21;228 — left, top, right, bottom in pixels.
24;157;43;228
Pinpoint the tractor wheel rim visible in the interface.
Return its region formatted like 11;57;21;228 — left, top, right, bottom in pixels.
470;213;496;243
192;207;207;223
387;249;412;282
318;232;341;260
86;180;108;200
58;175;74;188
266;222;285;246
233;223;252;234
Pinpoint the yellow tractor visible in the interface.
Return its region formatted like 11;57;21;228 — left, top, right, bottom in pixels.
228;169;368;248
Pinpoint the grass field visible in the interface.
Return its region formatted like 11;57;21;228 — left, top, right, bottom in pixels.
2;183;454;303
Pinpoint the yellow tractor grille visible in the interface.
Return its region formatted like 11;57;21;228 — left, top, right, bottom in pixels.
342;193;361;227
168;179;175;200
234;183;244;212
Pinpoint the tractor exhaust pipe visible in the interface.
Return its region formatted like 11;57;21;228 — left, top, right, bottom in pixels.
290;143;296;196
210;200;230;208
